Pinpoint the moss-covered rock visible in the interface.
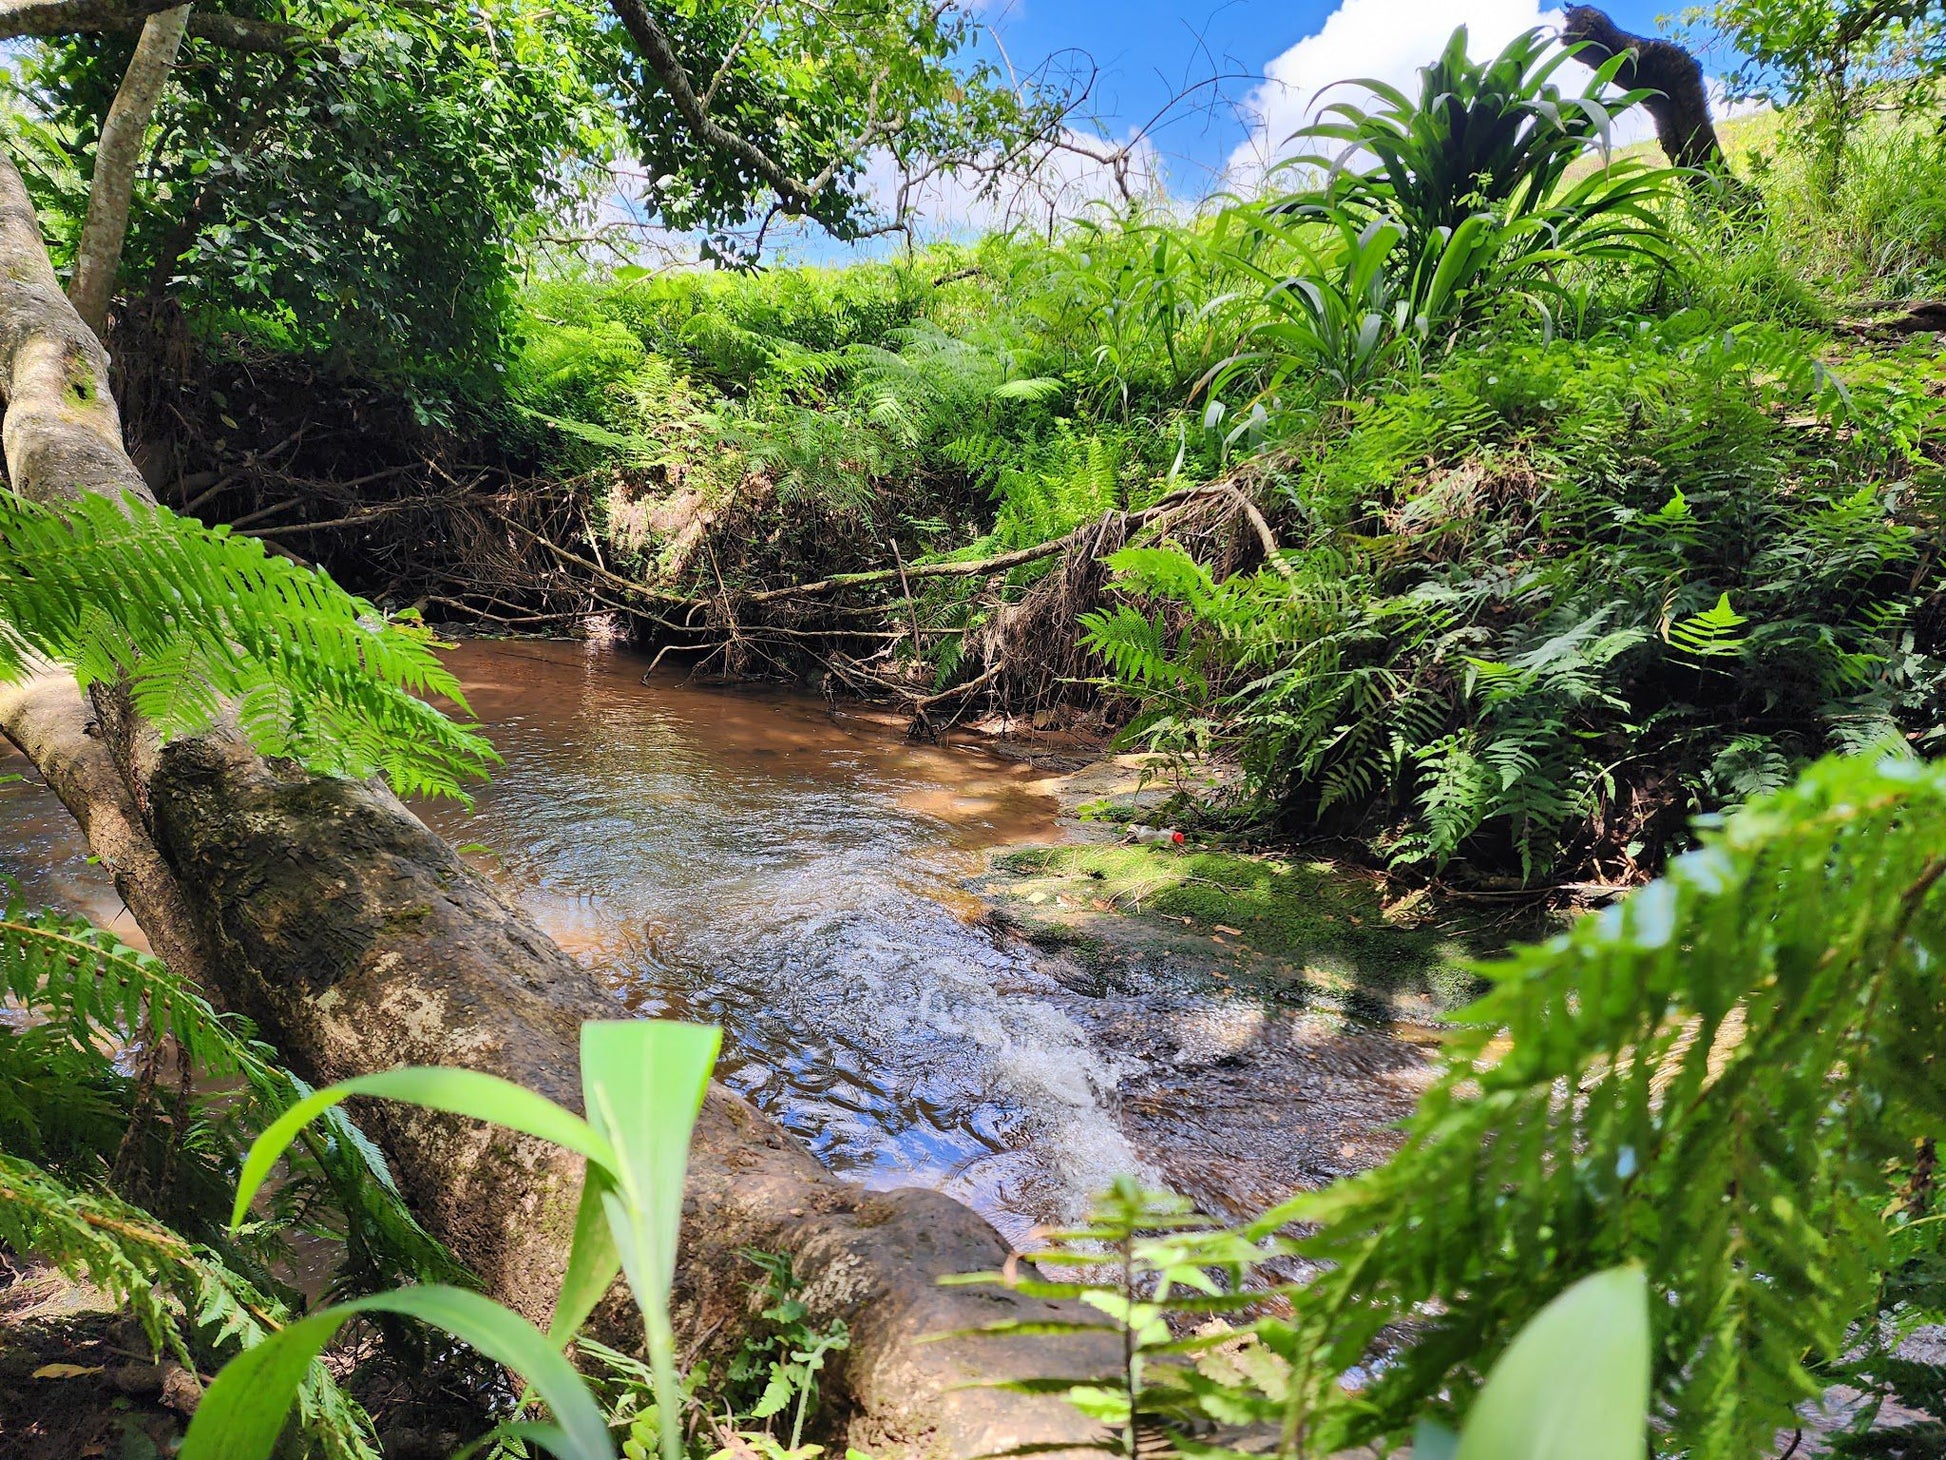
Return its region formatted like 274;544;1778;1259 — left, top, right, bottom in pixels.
985;842;1494;1018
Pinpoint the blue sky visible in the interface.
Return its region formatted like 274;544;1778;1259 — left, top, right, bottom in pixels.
978;0;1678;197
725;0;1700;261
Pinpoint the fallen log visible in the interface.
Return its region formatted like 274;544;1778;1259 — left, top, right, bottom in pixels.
0;145;1119;1454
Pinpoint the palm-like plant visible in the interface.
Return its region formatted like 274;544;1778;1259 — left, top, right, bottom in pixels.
1204;212;1410;405
1288;25;1649;245
1274;26;1681;339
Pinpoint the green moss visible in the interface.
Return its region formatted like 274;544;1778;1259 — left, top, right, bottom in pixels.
996;843;1491;1011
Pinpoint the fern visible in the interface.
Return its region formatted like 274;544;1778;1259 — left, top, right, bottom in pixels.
0;492;496;800
978;757;1946;1458
0;1151;382;1459
1667;591;1749;659
0;891;459;1292
1231;753;1946;1455
1079;605;1203;694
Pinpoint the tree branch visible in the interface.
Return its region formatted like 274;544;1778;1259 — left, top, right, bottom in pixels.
607;0;833;215
0;0;318;53
69;3;189;337
1562;6;1735;174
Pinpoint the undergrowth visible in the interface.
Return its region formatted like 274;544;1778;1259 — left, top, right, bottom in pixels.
459;34;1946;890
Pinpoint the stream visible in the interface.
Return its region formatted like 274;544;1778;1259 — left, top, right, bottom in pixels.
0;639;1433;1243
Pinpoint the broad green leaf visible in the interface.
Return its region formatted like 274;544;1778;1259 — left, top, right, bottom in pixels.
549;1164;624;1347
1454;1266;1650;1460
581;1019;721;1460
580;1020;720;1312
1415;1419;1459;1460
231;1067;617;1230
181;1285;613;1460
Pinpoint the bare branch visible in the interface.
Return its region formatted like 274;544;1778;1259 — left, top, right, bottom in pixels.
697;0;774;112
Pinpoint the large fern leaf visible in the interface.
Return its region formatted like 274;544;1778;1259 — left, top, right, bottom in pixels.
0;1152;381;1460
1256;752;1946;1457
0;493;496;800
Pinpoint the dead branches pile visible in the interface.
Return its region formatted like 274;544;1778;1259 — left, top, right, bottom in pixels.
119;339;1292;735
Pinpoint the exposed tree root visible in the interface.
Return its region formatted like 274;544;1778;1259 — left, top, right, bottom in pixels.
113;346;1293;739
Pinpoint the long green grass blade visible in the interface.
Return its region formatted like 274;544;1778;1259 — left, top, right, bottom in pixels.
231;1068;617;1229
579;1021;719;1307
181;1285;613;1460
549;1164;624;1346
581;1020;721;1460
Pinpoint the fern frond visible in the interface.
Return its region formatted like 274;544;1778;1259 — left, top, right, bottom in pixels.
1667;591;1749;660
0;1152;381;1460
0;493;496;801
1265;753;1946;1457
0;894;459;1288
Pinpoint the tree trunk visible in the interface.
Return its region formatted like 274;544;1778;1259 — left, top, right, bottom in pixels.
1562;5;1754;202
0;144;1117;1456
68;3;190;337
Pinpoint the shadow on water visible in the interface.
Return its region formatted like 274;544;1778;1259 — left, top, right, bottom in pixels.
0;640;1441;1241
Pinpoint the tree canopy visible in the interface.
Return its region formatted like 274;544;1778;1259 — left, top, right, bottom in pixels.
1;0;1059;382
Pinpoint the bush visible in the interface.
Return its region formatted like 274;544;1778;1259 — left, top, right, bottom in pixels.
1085;322;1944;881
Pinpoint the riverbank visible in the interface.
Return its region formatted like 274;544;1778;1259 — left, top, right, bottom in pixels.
971;749;1506;1024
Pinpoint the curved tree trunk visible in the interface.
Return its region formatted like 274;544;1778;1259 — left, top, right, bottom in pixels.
1562;5;1756;206
0;145;1117;1456
68;3;190;336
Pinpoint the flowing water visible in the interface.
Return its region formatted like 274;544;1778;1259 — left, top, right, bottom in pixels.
0;640;1432;1243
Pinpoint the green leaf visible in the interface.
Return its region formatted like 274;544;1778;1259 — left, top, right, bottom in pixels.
231;1068;617;1230
181;1285;613;1460
549;1165;624;1347
753;1365;795;1419
580;1021;720;1317
1454;1266;1649;1460
580;1020;721;1460
1415;1421;1459;1460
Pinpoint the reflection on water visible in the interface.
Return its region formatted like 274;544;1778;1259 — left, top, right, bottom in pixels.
0;641;1431;1241
417;640;1152;1237
0;772;148;949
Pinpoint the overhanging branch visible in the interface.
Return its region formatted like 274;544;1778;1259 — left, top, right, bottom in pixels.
606;0;838;216
0;0;319;53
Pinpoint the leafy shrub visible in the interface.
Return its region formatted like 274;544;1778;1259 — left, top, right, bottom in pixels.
1086;324;1943;881
1277;27;1678;342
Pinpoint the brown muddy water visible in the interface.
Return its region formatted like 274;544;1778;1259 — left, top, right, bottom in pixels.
0;640;1431;1244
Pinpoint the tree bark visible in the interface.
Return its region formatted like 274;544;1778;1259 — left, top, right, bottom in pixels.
0;0;176;35
0;0;300;55
1562;6;1741;178
68;3;189;337
0;143;1117;1455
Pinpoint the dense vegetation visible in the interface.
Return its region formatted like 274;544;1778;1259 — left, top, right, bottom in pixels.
7;3;1946;1459
467;35;1946;891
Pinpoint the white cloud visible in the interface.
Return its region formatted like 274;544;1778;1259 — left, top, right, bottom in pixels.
1222;0;1687;194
